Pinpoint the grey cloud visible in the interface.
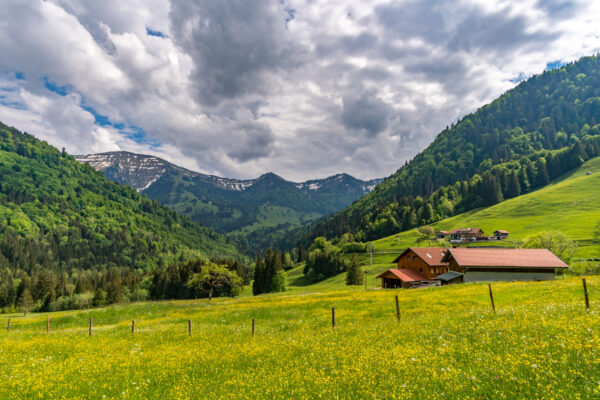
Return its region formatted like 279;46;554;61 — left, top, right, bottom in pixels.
169;0;301;107
226;121;275;162
342;90;391;137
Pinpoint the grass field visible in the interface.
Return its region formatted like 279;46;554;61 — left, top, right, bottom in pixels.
373;157;600;259
2;276;600;399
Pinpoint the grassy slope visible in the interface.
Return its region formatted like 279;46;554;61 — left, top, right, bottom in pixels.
373;156;600;260
1;277;599;399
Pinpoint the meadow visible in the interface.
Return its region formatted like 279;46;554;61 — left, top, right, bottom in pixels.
2;276;600;399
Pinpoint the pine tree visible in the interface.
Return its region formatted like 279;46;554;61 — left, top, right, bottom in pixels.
505;170;521;199
345;254;364;286
535;159;550;188
17;288;34;315
252;255;265;296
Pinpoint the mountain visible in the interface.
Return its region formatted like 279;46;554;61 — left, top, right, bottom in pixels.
298;55;600;245
0;122;241;274
75;151;382;252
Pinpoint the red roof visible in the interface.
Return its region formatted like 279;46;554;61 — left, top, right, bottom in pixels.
494;230;509;234
443;248;569;268
393;247;448;267
438;231;449;234
450;228;484;234
376;268;428;282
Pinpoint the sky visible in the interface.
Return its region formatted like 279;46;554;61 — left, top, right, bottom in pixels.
0;0;599;181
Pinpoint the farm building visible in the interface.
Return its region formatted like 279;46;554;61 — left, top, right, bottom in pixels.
450;228;485;242
376;269;433;289
493;230;509;240
377;247;449;288
436;231;449;239
441;248;568;282
436;270;464;285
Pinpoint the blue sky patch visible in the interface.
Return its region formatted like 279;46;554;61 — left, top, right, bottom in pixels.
146;27;166;38
81;100;162;148
43;76;73;96
545;60;566;71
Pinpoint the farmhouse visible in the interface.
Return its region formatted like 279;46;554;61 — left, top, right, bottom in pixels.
450;228;485;242
377;247;449;288
441;248;568;282
493;230;509;240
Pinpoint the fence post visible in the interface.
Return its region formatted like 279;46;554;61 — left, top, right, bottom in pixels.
46;316;49;333
332;307;335;328
252;318;255;337
188;320;192;337
583;278;590;310
395;295;400;322
7;318;10;333
89;317;93;336
488;284;496;314
132;320;135;335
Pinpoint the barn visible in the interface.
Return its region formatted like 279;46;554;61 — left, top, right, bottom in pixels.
441;248;569;282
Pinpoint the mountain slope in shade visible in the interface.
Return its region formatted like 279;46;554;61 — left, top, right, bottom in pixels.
76;151;382;251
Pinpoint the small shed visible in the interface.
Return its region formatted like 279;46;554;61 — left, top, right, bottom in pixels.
436;231;449;239
376;268;430;289
436;270;464;285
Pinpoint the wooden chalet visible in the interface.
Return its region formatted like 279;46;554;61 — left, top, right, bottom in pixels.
441;248;569;282
450;228;485;242
377;247;449;288
493;230;509;240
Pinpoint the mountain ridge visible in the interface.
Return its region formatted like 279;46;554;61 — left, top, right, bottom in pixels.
75;151;382;194
76;151;383;253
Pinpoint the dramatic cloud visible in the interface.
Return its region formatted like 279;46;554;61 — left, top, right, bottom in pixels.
0;0;599;180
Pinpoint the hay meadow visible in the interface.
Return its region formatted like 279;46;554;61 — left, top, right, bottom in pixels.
2;276;600;399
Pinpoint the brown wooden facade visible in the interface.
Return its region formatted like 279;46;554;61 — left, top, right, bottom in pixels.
395;249;448;280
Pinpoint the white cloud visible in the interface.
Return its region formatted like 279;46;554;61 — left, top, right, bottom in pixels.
0;0;599;181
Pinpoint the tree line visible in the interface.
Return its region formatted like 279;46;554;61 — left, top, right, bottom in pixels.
0;257;249;313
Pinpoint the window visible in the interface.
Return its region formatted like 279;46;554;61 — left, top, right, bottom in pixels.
419;268;423;273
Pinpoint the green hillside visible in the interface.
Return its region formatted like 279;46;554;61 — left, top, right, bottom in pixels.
300;55;600;245
373;156;600;259
0;121;241;274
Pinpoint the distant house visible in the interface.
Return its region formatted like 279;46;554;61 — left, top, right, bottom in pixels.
493;230;509;240
450;228;485;242
377;247;449;288
436;231;449;239
441;248;569;282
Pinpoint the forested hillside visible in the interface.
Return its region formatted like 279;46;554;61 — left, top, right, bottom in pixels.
298;55;600;244
0;122;240;274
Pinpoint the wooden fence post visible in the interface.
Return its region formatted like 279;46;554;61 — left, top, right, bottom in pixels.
89;317;93;336
583;278;590;310
132;320;135;335
7;318;10;333
252;318;255;337
488;284;496;314
332;307;335;328
188;320;192;337
395;295;400;322
46;316;49;333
